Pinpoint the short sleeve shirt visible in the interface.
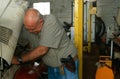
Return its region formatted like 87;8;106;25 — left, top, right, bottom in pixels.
39;15;77;67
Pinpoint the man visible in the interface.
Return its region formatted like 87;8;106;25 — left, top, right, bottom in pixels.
12;8;78;79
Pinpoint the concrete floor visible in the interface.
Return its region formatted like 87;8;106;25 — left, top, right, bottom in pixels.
83;44;99;79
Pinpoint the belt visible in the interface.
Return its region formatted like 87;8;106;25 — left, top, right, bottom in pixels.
60;54;78;64
60;54;78;74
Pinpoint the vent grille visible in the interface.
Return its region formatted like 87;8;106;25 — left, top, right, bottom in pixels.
0;26;12;45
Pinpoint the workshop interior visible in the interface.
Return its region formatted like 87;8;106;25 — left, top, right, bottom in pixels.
0;0;120;79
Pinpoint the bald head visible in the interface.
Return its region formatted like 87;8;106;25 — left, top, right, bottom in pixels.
23;8;44;33
23;8;42;28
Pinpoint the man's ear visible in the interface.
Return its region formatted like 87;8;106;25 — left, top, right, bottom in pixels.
39;18;44;23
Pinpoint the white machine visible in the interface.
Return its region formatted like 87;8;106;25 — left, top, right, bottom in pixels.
0;0;28;70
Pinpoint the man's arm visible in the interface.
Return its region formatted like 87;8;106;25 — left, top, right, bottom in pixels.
12;46;49;64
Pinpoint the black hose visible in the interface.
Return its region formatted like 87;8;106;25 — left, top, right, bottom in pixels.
95;15;106;42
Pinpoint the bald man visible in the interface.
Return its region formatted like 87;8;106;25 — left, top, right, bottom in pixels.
12;8;78;79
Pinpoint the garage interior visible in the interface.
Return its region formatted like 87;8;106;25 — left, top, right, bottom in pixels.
0;0;120;79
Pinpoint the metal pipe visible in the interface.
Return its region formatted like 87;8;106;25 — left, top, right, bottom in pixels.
110;40;113;59
74;0;83;79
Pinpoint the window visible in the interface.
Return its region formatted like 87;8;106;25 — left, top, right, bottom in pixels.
33;2;50;15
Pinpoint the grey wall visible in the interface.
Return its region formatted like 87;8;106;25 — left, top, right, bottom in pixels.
97;0;119;29
27;0;73;25
96;0;120;39
26;0;120;28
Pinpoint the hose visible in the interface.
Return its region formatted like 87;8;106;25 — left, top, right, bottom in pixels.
95;15;106;42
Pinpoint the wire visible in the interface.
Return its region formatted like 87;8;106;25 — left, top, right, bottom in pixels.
0;0;12;18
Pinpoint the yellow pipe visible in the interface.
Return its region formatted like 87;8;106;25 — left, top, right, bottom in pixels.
88;14;92;53
74;0;83;79
87;2;93;53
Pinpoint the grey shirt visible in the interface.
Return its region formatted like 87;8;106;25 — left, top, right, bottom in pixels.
40;15;77;67
20;14;77;67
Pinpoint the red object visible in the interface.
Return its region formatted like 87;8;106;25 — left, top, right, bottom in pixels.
14;63;48;79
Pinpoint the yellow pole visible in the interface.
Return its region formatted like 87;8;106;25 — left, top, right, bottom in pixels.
88;11;91;53
74;0;83;79
88;2;92;53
